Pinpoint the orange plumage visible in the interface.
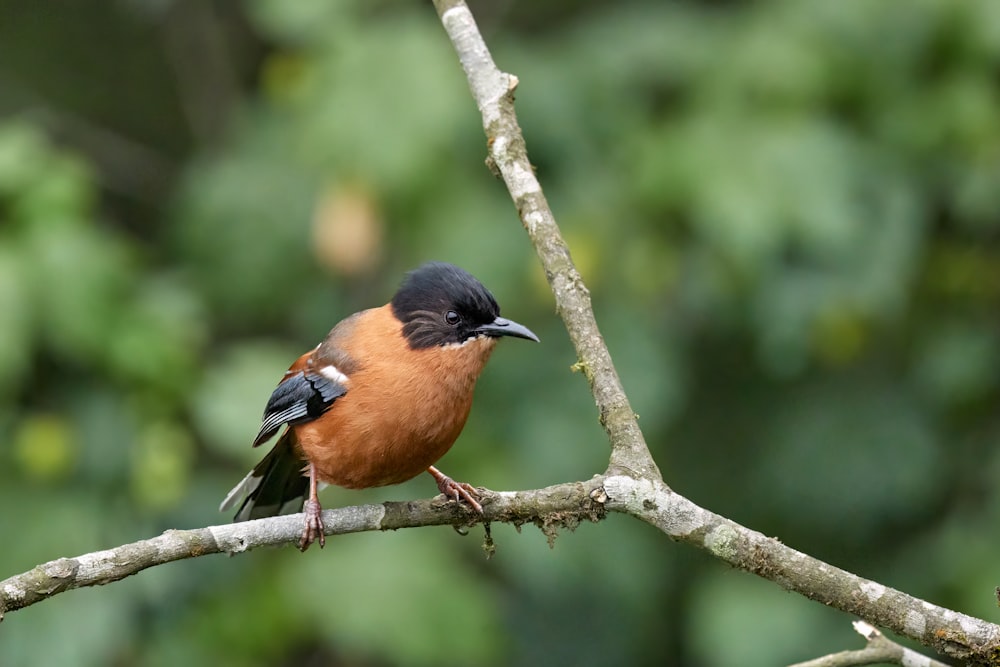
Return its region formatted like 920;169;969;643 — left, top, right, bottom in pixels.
221;263;538;550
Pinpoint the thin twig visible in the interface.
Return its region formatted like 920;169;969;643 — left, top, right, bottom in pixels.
788;621;951;667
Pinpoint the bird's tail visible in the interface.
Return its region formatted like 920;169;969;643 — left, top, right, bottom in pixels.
219;430;309;521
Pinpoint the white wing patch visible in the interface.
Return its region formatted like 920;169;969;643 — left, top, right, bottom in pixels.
319;364;349;384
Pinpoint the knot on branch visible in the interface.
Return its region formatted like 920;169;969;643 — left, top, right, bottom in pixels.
42;558;79;581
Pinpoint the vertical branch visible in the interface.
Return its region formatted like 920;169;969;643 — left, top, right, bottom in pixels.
432;0;660;481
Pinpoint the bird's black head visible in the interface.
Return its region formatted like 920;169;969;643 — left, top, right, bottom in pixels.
391;262;539;349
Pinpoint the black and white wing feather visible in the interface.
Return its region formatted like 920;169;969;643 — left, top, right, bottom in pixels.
252;370;347;447
220;358;349;520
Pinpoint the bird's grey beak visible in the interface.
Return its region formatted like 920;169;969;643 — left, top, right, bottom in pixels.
476;317;539;342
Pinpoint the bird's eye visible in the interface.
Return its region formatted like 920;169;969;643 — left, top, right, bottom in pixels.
444;310;461;326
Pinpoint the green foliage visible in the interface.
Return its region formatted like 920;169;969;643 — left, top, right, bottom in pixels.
3;1;1000;665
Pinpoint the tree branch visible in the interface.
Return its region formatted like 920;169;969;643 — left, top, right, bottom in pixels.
603;475;1000;664
431;0;659;483
788;621;950;667
3;4;1000;666
430;1;1000;664
0;480;605;620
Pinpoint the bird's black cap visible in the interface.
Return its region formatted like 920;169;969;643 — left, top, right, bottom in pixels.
391;262;538;349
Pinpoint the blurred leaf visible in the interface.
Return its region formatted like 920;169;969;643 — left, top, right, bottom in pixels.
754;378;943;539
107;276;207;399
131;421;195;510
12;413;76;482
0;579;136;667
310;182;384;276
0;122;51;198
172;151;320;324
0;247;32;395
72;388;137;487
247;0;355;45
285;531;503;666
10;150;95;224
137;555;312;666
288;11;474;193
810;304;868;366
911;322;1000;406
688;570;849;667
192;341;303;459
25;222;133;364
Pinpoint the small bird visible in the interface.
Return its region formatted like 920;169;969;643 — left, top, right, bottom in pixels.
221;262;538;550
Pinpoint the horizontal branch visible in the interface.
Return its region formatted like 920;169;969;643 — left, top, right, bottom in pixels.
4;472;998;665
0;480;605;620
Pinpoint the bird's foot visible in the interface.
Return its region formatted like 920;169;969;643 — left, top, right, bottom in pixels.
299;498;325;551
428;466;483;514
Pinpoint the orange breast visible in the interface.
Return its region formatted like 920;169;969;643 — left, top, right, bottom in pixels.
293;305;497;489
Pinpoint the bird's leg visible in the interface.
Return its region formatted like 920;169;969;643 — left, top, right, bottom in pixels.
299;462;325;551
426;465;483;514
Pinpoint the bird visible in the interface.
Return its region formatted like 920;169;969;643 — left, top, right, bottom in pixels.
220;262;539;550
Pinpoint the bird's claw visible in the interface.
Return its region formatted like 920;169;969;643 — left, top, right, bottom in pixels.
435;475;484;514
299;498;325;551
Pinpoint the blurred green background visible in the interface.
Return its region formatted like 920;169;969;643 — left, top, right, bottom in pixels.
2;0;999;665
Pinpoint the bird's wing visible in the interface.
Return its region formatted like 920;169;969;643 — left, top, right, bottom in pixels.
252;367;347;447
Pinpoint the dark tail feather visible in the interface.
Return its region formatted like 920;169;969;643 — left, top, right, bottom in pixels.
219;431;309;521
